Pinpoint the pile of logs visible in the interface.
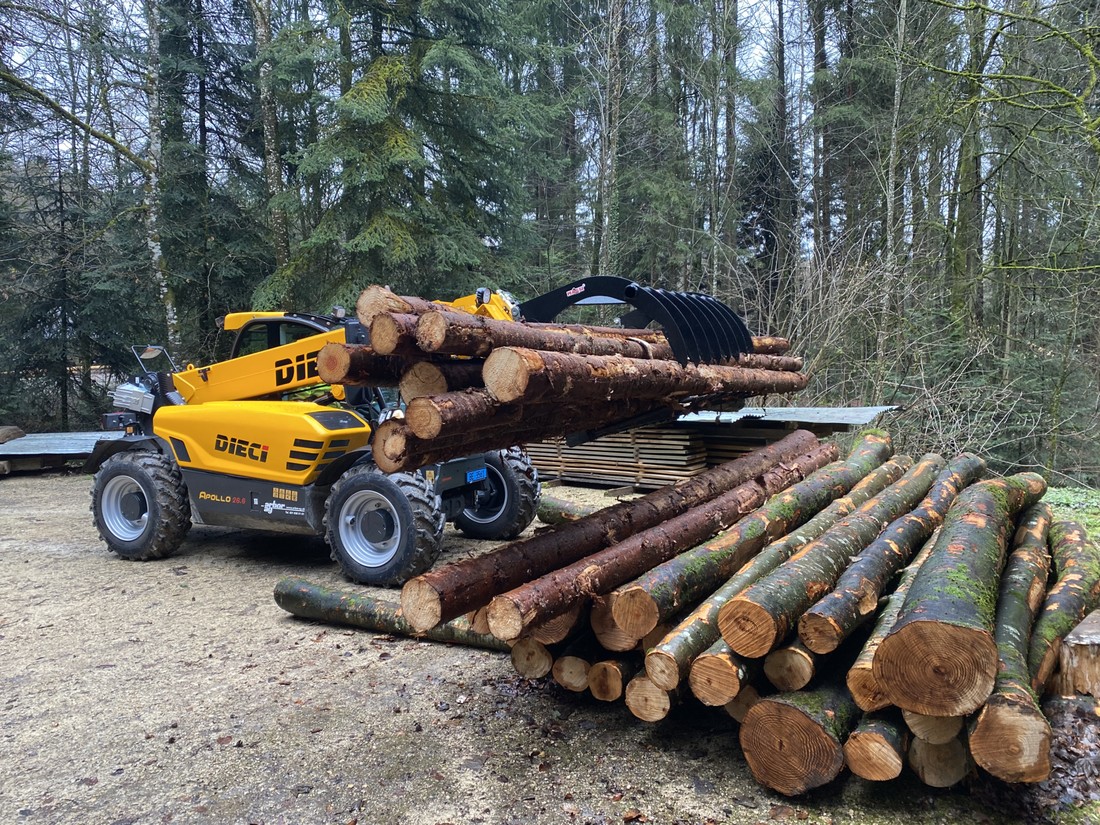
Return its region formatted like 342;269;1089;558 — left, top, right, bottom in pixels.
314;285;808;472
389;429;1100;797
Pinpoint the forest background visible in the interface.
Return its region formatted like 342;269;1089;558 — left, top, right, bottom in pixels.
1;0;1097;483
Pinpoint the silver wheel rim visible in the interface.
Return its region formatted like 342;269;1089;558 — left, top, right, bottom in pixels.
462;464;510;525
338;489;401;567
101;475;149;541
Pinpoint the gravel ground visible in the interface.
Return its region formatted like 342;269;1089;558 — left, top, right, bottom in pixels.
0;471;1088;825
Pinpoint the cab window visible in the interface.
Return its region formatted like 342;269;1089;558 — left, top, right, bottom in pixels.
232;320;324;357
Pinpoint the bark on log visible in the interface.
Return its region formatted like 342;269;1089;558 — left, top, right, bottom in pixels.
751;336;791;355
1028;519;1100;694
589;657;639;702
369;312;423;355
624;674;679;722
737;353;803;372
969;503;1053;782
843;709;909;781
536;492;602;525
399;360;485;402
316;342;411;386
610;432;895;638
417;308;676;359
908;736;971;788
510;637;556;678
590;596;639;652
902;711;964;745
271;577;508;652
684;640;758;706
404;389;505;440
642;454;912;693
739;681;861;796
847;532;938;712
724;683;765;723
721;455;946;659
400;430;820;632
355;285;441;325
483;347;808;405
486;443;838;641
872;473;1048;716
798;453;986;654
763;639;818;692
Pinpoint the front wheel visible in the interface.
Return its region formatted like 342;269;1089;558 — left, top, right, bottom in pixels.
454;448;540;541
325;465;445;586
90;450;191;560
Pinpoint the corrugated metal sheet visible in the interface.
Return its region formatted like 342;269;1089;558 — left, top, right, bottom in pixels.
0;431;122;459
678;406;896;427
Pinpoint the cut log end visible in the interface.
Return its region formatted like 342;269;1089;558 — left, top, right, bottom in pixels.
316;342;352;384
483;347;533;403
415;310;449;352
551;655;591;693
908;736;971;788
589;661;632;702
843;732;906;781
510;638;555;679
644;649;681;692
797;611;843;655
724;684;762;723
719;599;782;659
740;700;846;796
399;578;443;633
400;362;449;403
901;709;963;745
688;653;744;706
624;675;675;722
873;619;998;715
487;597;526;642
969;697;1052;783
846;666;890;713
763;646;816;692
611;588;661;639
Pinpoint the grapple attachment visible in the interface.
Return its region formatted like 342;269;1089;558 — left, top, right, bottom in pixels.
517;276;753;365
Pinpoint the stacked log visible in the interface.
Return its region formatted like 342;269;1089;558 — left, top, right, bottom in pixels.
316;285;811;473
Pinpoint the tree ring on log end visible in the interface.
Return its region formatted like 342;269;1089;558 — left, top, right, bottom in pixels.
611;589;661;639
843;732;904;781
399;578;443;632
740;700;845;796
969;698;1052;783
688;654;743;706
644;650;680;692
719;600;780;659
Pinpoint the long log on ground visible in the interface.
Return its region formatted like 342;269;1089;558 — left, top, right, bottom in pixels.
720;454;946;659
355;285;443;325
483;347;809;405
739;681;861;796
486;443;839;641
686;641;758;706
369;312;424;355
798;453;986;654
970;502;1053;782
872;473;1047;716
624;674;679;722
610;432;895;638
902;711;964;745
536;492;602;525
399;360;485;402
589;657;639;702
1028;519;1100;694
644;455;912;693
844;709;909;781
316;342;415;386
751;336;791;355
763;639;818;692
1052;608;1100;697
847;532;938;712
908;736;971;788
510;637;557;678
271;577;508;652
400;430;821;631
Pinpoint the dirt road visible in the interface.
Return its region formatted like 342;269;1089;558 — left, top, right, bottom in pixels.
0;472;1029;824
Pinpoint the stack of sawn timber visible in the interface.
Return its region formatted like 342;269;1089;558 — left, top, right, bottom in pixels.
398;429;1100;798
315;285;808;473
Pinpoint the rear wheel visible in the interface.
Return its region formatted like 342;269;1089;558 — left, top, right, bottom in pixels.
454;448;540;541
325;464;445;586
90;450;191;560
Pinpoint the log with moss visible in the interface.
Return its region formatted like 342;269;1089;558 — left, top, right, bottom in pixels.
843;709;909;782
486;443;838;641
1027;519;1100;693
536;492;602;526
643;455;912;693
720;455;946;659
400;430;820;632
969;502;1054;782
272;577;509;652
590;596;639;652
739;681;861;796
798;453;986;654
847;533;938;712
609;432;895;638
589;657;640;702
685;640;758;706
871;473;1047;716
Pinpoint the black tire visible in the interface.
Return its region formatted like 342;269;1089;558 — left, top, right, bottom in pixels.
325;464;445;586
454;448;540;541
90;450;191;560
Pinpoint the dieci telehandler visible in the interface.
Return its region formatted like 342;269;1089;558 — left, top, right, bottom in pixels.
86;277;754;586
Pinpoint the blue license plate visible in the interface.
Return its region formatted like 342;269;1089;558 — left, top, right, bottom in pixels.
466;467;488;483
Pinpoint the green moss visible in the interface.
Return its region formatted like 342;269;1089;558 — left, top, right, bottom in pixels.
1044;486;1100;542
1055;801;1100;825
943;565;999;624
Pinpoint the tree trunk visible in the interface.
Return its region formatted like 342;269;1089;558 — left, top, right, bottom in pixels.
844;709;909;781
400;430;821;631
908;736;971;788
872;473;1047;716
763;639;818;692
483;347;808;405
625;674;678;722
970;502;1054;782
685;641;757;706
798;453;986;654
399;360;485;402
369;312;424;355
739;681;861;796
536;493;602;526
1028;519;1100;693
643;455;911;693
589;657;639;702
316;342;415;386
721;455;946;658
902;711;964;745
847;532;938;712
271;577;508;652
751;336;791;355
486;444;838;641
610;432;894;638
